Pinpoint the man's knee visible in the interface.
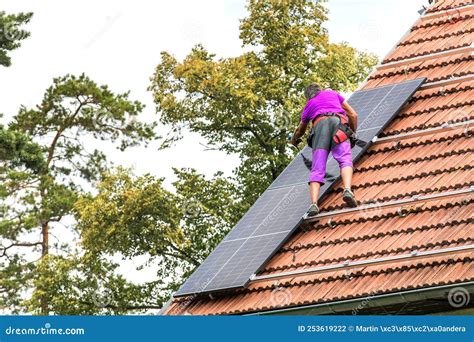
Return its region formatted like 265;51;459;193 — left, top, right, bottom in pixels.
309;172;325;184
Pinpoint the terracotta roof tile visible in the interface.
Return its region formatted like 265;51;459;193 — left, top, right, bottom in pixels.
385;10;474;62
365;51;473;88
165;1;474;315
265;213;473;273
425;0;474;13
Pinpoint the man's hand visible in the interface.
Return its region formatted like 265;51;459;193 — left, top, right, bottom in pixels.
290;137;302;147
342;101;358;132
290;121;308;146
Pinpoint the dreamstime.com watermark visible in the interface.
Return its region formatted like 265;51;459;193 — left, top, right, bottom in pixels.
4;323;85;336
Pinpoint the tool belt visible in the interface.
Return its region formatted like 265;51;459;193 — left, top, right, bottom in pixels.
312;112;353;145
306;112;367;149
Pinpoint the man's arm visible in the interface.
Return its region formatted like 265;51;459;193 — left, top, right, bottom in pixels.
342;101;358;132
290;120;308;146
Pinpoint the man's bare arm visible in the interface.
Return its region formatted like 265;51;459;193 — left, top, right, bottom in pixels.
342;101;358;131
290;120;308;146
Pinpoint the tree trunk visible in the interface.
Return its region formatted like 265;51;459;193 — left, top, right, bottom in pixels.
41;222;49;256
40;221;49;315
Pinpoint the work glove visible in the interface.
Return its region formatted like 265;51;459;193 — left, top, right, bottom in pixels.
287;133;301;147
291;137;302;147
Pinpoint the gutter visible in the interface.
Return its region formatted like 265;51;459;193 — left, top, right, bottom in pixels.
246;282;474;316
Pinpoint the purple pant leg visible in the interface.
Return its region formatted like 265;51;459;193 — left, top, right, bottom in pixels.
309;141;353;184
309;149;329;184
332;141;353;169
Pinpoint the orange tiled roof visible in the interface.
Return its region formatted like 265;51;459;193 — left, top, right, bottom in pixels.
165;0;474;315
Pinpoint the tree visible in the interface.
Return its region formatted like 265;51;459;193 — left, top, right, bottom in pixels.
0;125;45;312
74;167;245;307
149;0;377;206
0;11;32;67
1;74;156;314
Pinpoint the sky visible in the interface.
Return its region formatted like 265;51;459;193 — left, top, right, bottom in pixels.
0;0;427;292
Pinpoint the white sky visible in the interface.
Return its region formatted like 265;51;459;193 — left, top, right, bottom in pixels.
0;0;427;293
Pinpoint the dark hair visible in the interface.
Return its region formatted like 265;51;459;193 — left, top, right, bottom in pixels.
304;83;321;100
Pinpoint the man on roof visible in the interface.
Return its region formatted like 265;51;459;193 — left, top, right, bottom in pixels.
290;83;359;217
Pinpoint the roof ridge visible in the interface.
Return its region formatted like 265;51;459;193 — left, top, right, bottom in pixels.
266;236;473;274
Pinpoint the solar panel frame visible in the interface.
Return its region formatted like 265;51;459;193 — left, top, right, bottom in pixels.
174;78;426;298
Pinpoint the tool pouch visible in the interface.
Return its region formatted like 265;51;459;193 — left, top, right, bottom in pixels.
306;127;315;148
333;123;353;145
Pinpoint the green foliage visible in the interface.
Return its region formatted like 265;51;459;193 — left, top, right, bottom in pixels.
1;74;157;314
11;73;156;181
25;253;164;315
75;167;244;299
0;124;45;174
0;11;32;67
149;0;378;206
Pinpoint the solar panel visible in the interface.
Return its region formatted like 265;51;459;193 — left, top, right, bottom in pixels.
174;78;426;297
174;183;309;297
267;146;313;189
224;183;309;241
174;239;244;296
205;231;289;292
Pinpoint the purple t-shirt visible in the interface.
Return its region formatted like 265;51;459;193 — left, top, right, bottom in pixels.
301;89;346;124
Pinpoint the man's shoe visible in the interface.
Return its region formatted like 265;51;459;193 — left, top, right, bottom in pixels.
306;203;320;217
342;188;358;208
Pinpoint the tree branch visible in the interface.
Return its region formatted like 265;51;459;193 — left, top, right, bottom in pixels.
0;241;42;257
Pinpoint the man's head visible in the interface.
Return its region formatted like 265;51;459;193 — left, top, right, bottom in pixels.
304;83;321;101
